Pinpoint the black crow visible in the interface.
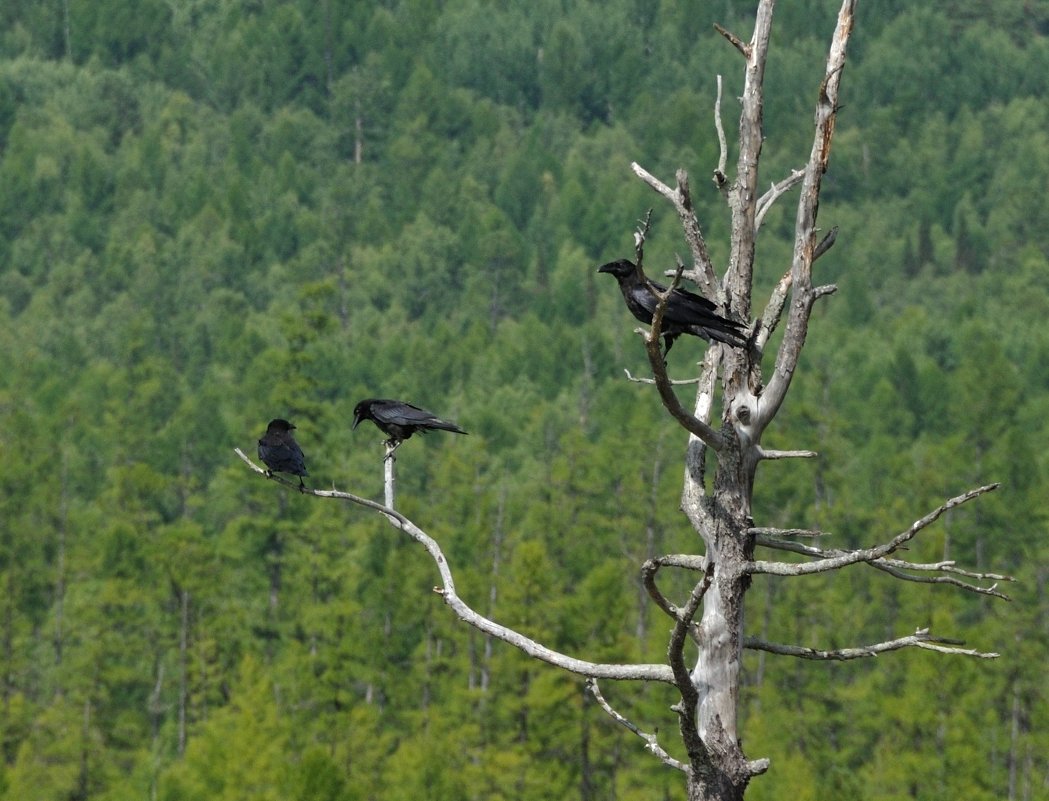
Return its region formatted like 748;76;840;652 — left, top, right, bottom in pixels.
352;399;467;449
597;259;748;354
258;418;308;488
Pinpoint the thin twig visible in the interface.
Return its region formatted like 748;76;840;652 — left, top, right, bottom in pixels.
624;368;701;386
744;627;999;660
748;484;999;576
587;679;688;773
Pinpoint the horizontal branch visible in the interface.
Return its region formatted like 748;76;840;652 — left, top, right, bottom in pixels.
749;526;829;538
588;679;688;773
747;484;999;576
234;449;674;684
624;368;700;386
814;283;838;299
744;627;999;660
757;447;818;460
754;527;1012;598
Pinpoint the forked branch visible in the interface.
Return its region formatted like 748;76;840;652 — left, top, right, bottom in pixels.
748;484;999;576
630;162;719;299
757;534;1013;598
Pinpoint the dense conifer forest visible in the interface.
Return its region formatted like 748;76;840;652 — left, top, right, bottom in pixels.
0;1;1046;799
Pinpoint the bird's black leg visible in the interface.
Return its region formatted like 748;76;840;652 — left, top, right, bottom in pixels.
298;476;306;493
661;334;676;364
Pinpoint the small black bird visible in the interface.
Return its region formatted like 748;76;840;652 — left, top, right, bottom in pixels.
597;259;748;354
258;418;308;488
352;399;467;449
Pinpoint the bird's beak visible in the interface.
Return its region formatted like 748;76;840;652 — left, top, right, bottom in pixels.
352;415;361;430
597;262;611;273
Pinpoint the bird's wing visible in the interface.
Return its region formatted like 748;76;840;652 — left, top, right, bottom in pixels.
374;401;434;426
639;279;748;345
634;279;718;327
378;401;465;433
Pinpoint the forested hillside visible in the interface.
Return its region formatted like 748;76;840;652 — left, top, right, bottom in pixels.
0;1;1046;799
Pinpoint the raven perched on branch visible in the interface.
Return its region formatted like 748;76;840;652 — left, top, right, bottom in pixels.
258;418;308;488
352;399;468;449
597;259;748;354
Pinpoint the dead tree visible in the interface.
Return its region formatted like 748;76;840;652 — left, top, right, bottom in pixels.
237;1;1012;798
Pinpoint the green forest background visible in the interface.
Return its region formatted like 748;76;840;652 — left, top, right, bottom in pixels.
1;1;1047;799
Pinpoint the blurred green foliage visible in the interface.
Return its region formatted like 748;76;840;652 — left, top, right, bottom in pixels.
0;1;1046;799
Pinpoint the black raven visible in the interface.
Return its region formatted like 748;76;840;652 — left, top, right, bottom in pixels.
352;399;467;448
258;418;308;488
597;259;748;354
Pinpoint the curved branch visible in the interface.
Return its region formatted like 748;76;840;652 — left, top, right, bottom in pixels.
744;627;999;660
644;265;727;451
588;679;688;773
641;554;707;639
754;169;805;230
748;484;999;576
234;449;674;684
669;564;715;765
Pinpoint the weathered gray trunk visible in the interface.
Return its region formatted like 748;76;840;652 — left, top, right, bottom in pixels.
682;416;760;800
